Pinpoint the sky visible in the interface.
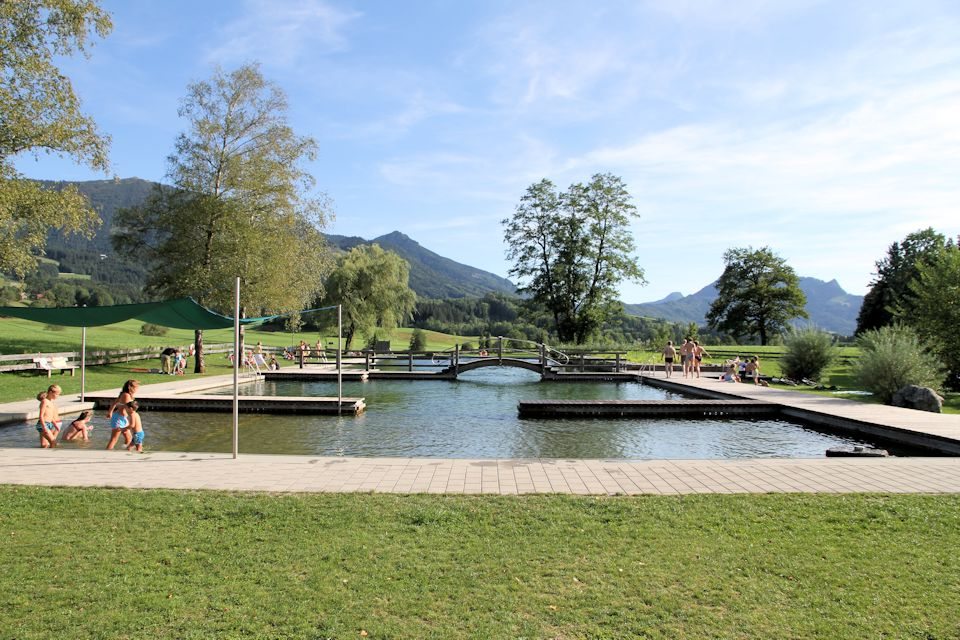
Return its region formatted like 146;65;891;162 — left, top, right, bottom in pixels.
17;0;960;302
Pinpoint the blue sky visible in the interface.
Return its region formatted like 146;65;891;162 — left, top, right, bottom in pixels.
17;0;960;302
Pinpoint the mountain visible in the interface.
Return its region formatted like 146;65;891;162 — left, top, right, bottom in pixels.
624;277;863;335
39;178;515;300
326;231;516;299
44;178;157;253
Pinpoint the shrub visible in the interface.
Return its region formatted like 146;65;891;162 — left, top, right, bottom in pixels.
461;342;474;352
140;323;168;337
781;326;836;381
408;328;427;351
855;325;945;404
43;323;65;332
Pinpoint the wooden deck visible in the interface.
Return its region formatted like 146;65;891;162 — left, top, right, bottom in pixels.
84;392;365;415
519;399;779;418
640;373;960;455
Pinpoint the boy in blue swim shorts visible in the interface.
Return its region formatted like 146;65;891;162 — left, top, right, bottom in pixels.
125;401;145;453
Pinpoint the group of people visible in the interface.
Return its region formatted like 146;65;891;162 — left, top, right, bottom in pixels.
661;338;710;379
159;345;193;375
35;379;145;452
720;355;762;385
661;340;762;384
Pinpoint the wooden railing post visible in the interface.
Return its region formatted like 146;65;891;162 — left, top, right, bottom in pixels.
616;353;621;372
365;351;370;371
454;344;460;377
408;352;413;372
498;336;503;363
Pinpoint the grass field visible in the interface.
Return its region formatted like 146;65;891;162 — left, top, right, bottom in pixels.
0;487;957;639
0;318;477;403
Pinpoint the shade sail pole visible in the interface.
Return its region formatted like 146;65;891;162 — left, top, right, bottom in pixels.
337;304;342;415
80;326;87;402
232;277;240;459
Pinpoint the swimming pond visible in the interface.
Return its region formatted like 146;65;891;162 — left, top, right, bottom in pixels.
1;368;883;458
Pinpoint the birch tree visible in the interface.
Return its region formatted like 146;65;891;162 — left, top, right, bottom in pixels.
113;63;332;371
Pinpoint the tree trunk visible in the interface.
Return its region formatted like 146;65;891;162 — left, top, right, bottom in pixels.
194;329;205;373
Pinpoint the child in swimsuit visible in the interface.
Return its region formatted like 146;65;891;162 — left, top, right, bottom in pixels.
125;401;145;453
63;410;94;442
106;379;139;450
35;385;62;448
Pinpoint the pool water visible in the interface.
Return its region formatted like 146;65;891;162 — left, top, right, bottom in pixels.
0;368;880;458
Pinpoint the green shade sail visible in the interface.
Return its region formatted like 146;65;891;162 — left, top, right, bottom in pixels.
0;297;275;329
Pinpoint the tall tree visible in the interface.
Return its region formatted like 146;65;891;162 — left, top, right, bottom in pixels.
855;228;951;334
706;246;807;345
320;244;416;349
503;173;645;344
113;63;332;371
0;0;112;276
903;243;960;388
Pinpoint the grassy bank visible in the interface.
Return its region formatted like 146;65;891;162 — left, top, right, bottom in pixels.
0;318;475;403
0;487;957;639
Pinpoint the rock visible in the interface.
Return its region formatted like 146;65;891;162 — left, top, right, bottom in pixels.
891;385;944;413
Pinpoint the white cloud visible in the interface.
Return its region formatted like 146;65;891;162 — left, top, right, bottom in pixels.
204;0;360;67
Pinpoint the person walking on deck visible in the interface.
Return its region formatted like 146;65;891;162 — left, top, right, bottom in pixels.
662;341;676;378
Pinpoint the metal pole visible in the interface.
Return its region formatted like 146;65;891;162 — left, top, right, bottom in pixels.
232;277;240;459
337;304;342;414
80;326;87;402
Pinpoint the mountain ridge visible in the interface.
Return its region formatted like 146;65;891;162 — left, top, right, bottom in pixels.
40;178;516;300
624;277;863;335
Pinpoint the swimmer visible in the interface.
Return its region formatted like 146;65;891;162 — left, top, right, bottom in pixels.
125;401;145;453
106;379;139;450
62;410;94;442
36;384;62;448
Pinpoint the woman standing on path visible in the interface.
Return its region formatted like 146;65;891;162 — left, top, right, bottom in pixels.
36;384;62;448
106;379;139;450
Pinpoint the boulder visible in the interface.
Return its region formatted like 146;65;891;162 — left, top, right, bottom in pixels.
891;385;944;413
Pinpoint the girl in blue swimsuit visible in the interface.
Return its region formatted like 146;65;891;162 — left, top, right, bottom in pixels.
106;379;139;450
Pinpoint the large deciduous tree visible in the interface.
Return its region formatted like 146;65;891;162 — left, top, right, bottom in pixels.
502;173;645;344
855;228;951;334
320;244;416;349
0;0;112;276
113;63;332;371
706;246;807;345
903;243;960;388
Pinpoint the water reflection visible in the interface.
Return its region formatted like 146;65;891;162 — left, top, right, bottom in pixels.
0;368;880;458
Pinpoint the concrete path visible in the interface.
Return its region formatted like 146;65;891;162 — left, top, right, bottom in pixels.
643;372;960;448
2;448;959;494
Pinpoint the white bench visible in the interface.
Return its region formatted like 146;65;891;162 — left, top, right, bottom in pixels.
33;357;77;378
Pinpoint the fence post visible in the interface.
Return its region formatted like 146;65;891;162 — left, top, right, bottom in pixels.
299;347;304;369
408;352;413;372
616;353;621;372
454;344;459;377
580;353;585;372
498;336;503;363
365;351;370;371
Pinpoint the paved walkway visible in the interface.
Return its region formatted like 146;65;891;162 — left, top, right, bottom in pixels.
2;448;960;494
643;372;960;448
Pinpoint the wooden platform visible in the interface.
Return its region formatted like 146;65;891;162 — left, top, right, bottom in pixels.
518;399;779;418
85;393;365;415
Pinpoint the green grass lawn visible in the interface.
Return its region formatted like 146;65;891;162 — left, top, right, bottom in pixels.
0;318;478;403
0;487;957;639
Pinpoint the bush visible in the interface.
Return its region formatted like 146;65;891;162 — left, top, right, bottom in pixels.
408;328;427;351
43;323;65;332
855;325;945;404
781;326;836;381
461;342;475;352
140;323;168;337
